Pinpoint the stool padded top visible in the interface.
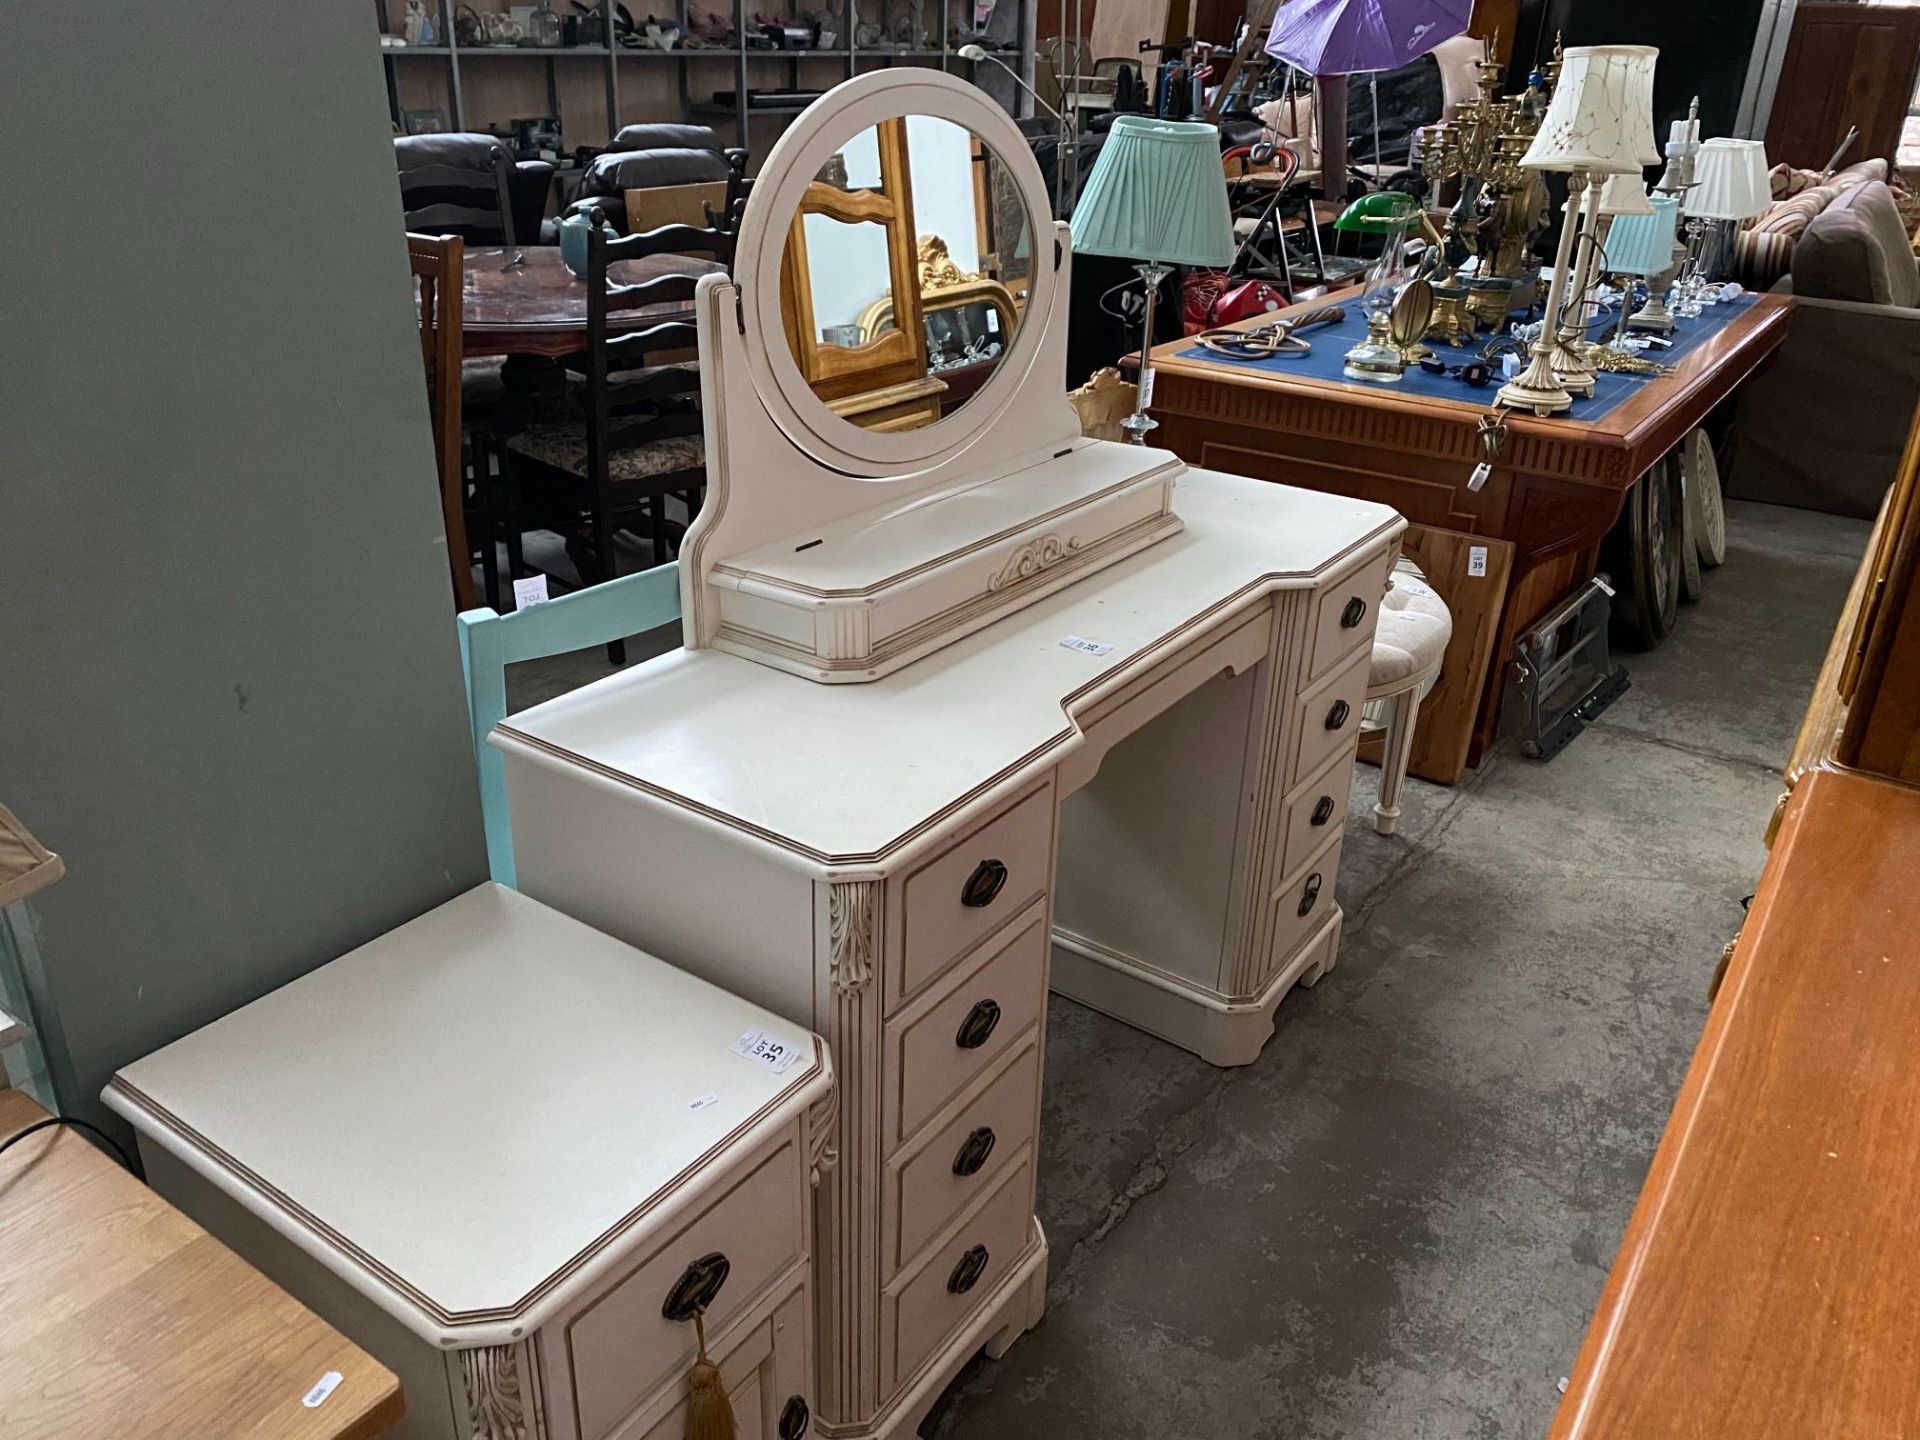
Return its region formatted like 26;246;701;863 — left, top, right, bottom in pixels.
1370;571;1453;690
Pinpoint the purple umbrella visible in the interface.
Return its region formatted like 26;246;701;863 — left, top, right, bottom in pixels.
1265;0;1472;75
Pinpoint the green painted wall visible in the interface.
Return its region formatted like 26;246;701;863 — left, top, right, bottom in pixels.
0;5;488;1134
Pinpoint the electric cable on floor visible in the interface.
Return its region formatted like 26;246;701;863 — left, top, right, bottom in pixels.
0;1115;135;1171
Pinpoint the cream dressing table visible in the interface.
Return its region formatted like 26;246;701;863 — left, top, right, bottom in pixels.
492;71;1404;1440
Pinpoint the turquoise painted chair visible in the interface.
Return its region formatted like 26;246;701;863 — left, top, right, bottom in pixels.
457;561;681;887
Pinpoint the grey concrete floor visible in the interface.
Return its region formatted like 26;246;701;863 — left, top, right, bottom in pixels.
506;499;1869;1440
920;499;1870;1440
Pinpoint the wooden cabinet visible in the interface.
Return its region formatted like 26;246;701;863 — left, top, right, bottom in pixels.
1773;399;1920;841
1552;766;1920;1439
105;885;833;1440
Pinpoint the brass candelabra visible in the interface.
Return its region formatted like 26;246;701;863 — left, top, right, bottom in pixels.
1415;33;1561;340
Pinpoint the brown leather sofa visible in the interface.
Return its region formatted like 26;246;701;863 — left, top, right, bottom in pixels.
1731;178;1920;518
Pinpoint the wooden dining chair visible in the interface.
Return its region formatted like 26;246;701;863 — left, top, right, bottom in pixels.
407;233;480;611
504;216;731;658
456;560;681;886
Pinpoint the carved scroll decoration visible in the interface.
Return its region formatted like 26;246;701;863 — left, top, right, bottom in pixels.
461;1344;531;1440
808;1080;841;1187
828;881;877;994
989;533;1082;591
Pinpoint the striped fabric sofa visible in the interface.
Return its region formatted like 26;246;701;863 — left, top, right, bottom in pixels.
1734;159;1892;289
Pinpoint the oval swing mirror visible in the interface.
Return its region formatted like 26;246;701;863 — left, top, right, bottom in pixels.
777;114;1034;434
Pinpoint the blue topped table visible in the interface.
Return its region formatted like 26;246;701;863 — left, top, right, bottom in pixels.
1144;288;1795;781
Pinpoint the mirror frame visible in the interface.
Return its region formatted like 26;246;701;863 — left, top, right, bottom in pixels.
734;69;1059;476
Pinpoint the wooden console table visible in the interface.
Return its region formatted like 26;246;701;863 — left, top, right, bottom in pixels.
0;1089;402;1440
1549;765;1920;1437
1145;292;1794;781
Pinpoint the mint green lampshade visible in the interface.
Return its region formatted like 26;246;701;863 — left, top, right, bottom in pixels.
1605;193;1679;276
1072;115;1235;268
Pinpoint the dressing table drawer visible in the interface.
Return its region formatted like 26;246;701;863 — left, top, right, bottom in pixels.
896;781;1055;1004
1289;648;1371;788
885;906;1048;1146
1308;548;1392;685
1264;838;1343;987
885;1041;1041;1278
1277;750;1355;880
881;1151;1036;1396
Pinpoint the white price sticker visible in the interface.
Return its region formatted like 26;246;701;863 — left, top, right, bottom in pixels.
302;1372;344;1409
687;1092;719;1112
1468;546;1488;578
1060;635;1114;656
1138;365;1156;406
512;574;551;610
732;1026;804;1075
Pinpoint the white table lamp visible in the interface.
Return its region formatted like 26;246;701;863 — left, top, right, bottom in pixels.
1678;136;1769;301
1497;44;1661;416
1690;137;1770;221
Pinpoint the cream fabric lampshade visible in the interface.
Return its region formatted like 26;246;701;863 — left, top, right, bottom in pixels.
1689;138;1770;220
1522;44;1661;173
1561;173;1658;217
1599;173;1656;215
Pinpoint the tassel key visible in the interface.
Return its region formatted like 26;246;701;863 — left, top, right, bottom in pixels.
685;1309;737;1440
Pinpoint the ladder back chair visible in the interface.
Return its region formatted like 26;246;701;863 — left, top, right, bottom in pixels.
505;216;731;657
407;232;481;610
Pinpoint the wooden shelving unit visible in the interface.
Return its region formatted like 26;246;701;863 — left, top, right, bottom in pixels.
377;0;1033;159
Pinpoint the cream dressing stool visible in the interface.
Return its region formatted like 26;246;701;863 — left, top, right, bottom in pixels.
105;883;834;1440
1364;565;1454;836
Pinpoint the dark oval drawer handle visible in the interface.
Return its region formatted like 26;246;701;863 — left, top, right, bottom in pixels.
1298;873;1323;918
955;998;1001;1050
948;1244;991;1295
1341;596;1367;629
952;1126;997;1177
1325;699;1351;731
1311;795;1335;826
779;1394;811;1439
662;1251;729;1321
961;859;1008;908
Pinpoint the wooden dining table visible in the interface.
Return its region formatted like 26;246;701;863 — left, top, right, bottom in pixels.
460;245;724;358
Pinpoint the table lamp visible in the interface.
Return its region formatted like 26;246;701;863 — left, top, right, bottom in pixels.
1682;136;1769;300
1332;190;1422;382
1073;114;1236;444
1554;172;1659;371
1495;43;1660;416
1607;190;1681;333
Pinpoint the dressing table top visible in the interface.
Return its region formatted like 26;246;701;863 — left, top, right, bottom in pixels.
501;470;1400;866
105;884;830;1347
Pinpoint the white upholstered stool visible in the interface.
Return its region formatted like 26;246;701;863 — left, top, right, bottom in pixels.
1364;564;1454;836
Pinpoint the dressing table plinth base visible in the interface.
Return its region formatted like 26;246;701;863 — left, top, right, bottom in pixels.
818;1221;1048;1440
1052;910;1343;1068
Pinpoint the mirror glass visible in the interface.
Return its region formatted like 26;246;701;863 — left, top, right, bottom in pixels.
780;114;1033;433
